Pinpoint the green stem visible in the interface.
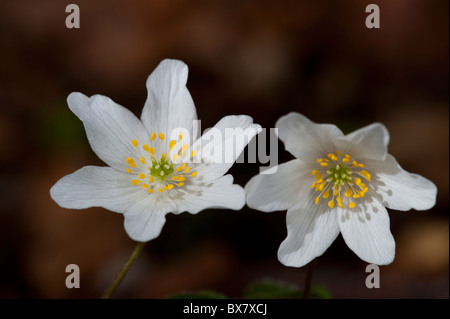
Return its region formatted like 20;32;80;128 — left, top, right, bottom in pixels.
303;258;317;299
101;241;146;299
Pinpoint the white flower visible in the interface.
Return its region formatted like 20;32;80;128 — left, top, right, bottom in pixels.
50;59;261;242
245;112;437;266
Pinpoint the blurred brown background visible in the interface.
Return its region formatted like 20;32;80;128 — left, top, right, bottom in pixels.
0;0;448;298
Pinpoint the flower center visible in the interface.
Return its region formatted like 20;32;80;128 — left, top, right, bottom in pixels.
125;133;198;194
312;151;371;209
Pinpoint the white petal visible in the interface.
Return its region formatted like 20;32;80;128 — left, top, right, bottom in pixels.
370;154;437;211
276;112;344;159
67;92;148;170
50;166;143;213
338;199;395;265
340;123;389;161
245;159;311;212
141;59;199;141
123;195;176;242
172;175;245;214
278;196;340;267
193;115;261;181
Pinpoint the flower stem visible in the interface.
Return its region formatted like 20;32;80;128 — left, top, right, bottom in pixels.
303;258;317;299
101;241;146;299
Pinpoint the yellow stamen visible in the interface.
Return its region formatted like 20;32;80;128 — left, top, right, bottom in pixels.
328;200;335;208
345;189;353;198
143;144;150;152
315;174;322;180
151;133;156;141
336;150;341;157
191;171;197;177
320;162;328;167
169;140;176;150
163;185;169;191
141;183;149;189
149;176;154;183
312;169;318;175
150;147;155;155
148;189;154;193
132;139;138;147
157;188;163;193
349;202;356;209
315;196;320;205
176;163;187;172
177;183;184;187
126;168;132;174
323;191;330;199
131;179;140;186
191;150;197;157
159;133;165;141
138;173;146;179
139;157;146;164
184;166;191;173
168;184;174;190
173;154;178;162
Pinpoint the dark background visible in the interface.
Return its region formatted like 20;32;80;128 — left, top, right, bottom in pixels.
0;0;448;298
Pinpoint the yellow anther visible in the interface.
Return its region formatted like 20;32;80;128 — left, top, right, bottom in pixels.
191;171;197;177
345;189;353;198
149;176;154;183
176;163;187;172
315;184;320;191
324;158;330;162
333;188;339;196
151;133;156;141
168;184;174;190
358;163;365;168
126;157;135;164
181;144;188;154
141;183;149;189
184;166;191;173
358;190;365;198
159;133;165;141
150;147;155;155
349;202;356;209
131;179;140;186
143;144;150;152
139;157;146;164
320;162;328;167
132;139;138;147
148;189;154;193
173;154;178;162
318;183;325;191
323;191;330;199
363;187;369;193
169;140;176;150
315;196;320;205
312;181;317;189
315;174;322;180
354;178;362;186
336;196;343;203
126;168;132;174
177;183;184;187
157;188;163;193
338;202;344;209
328;200;335;208
191;150;197;157
336;150;341;157
138;173;146;179
353;194;360;199
352;160;359;167
317;158;323;163
342;157;350;163
163;185;169;191
328;154;338;161
179;133;183;140
312;169;318;175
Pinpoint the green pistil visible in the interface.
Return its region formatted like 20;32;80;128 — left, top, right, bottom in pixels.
150;155;174;181
329;164;350;186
